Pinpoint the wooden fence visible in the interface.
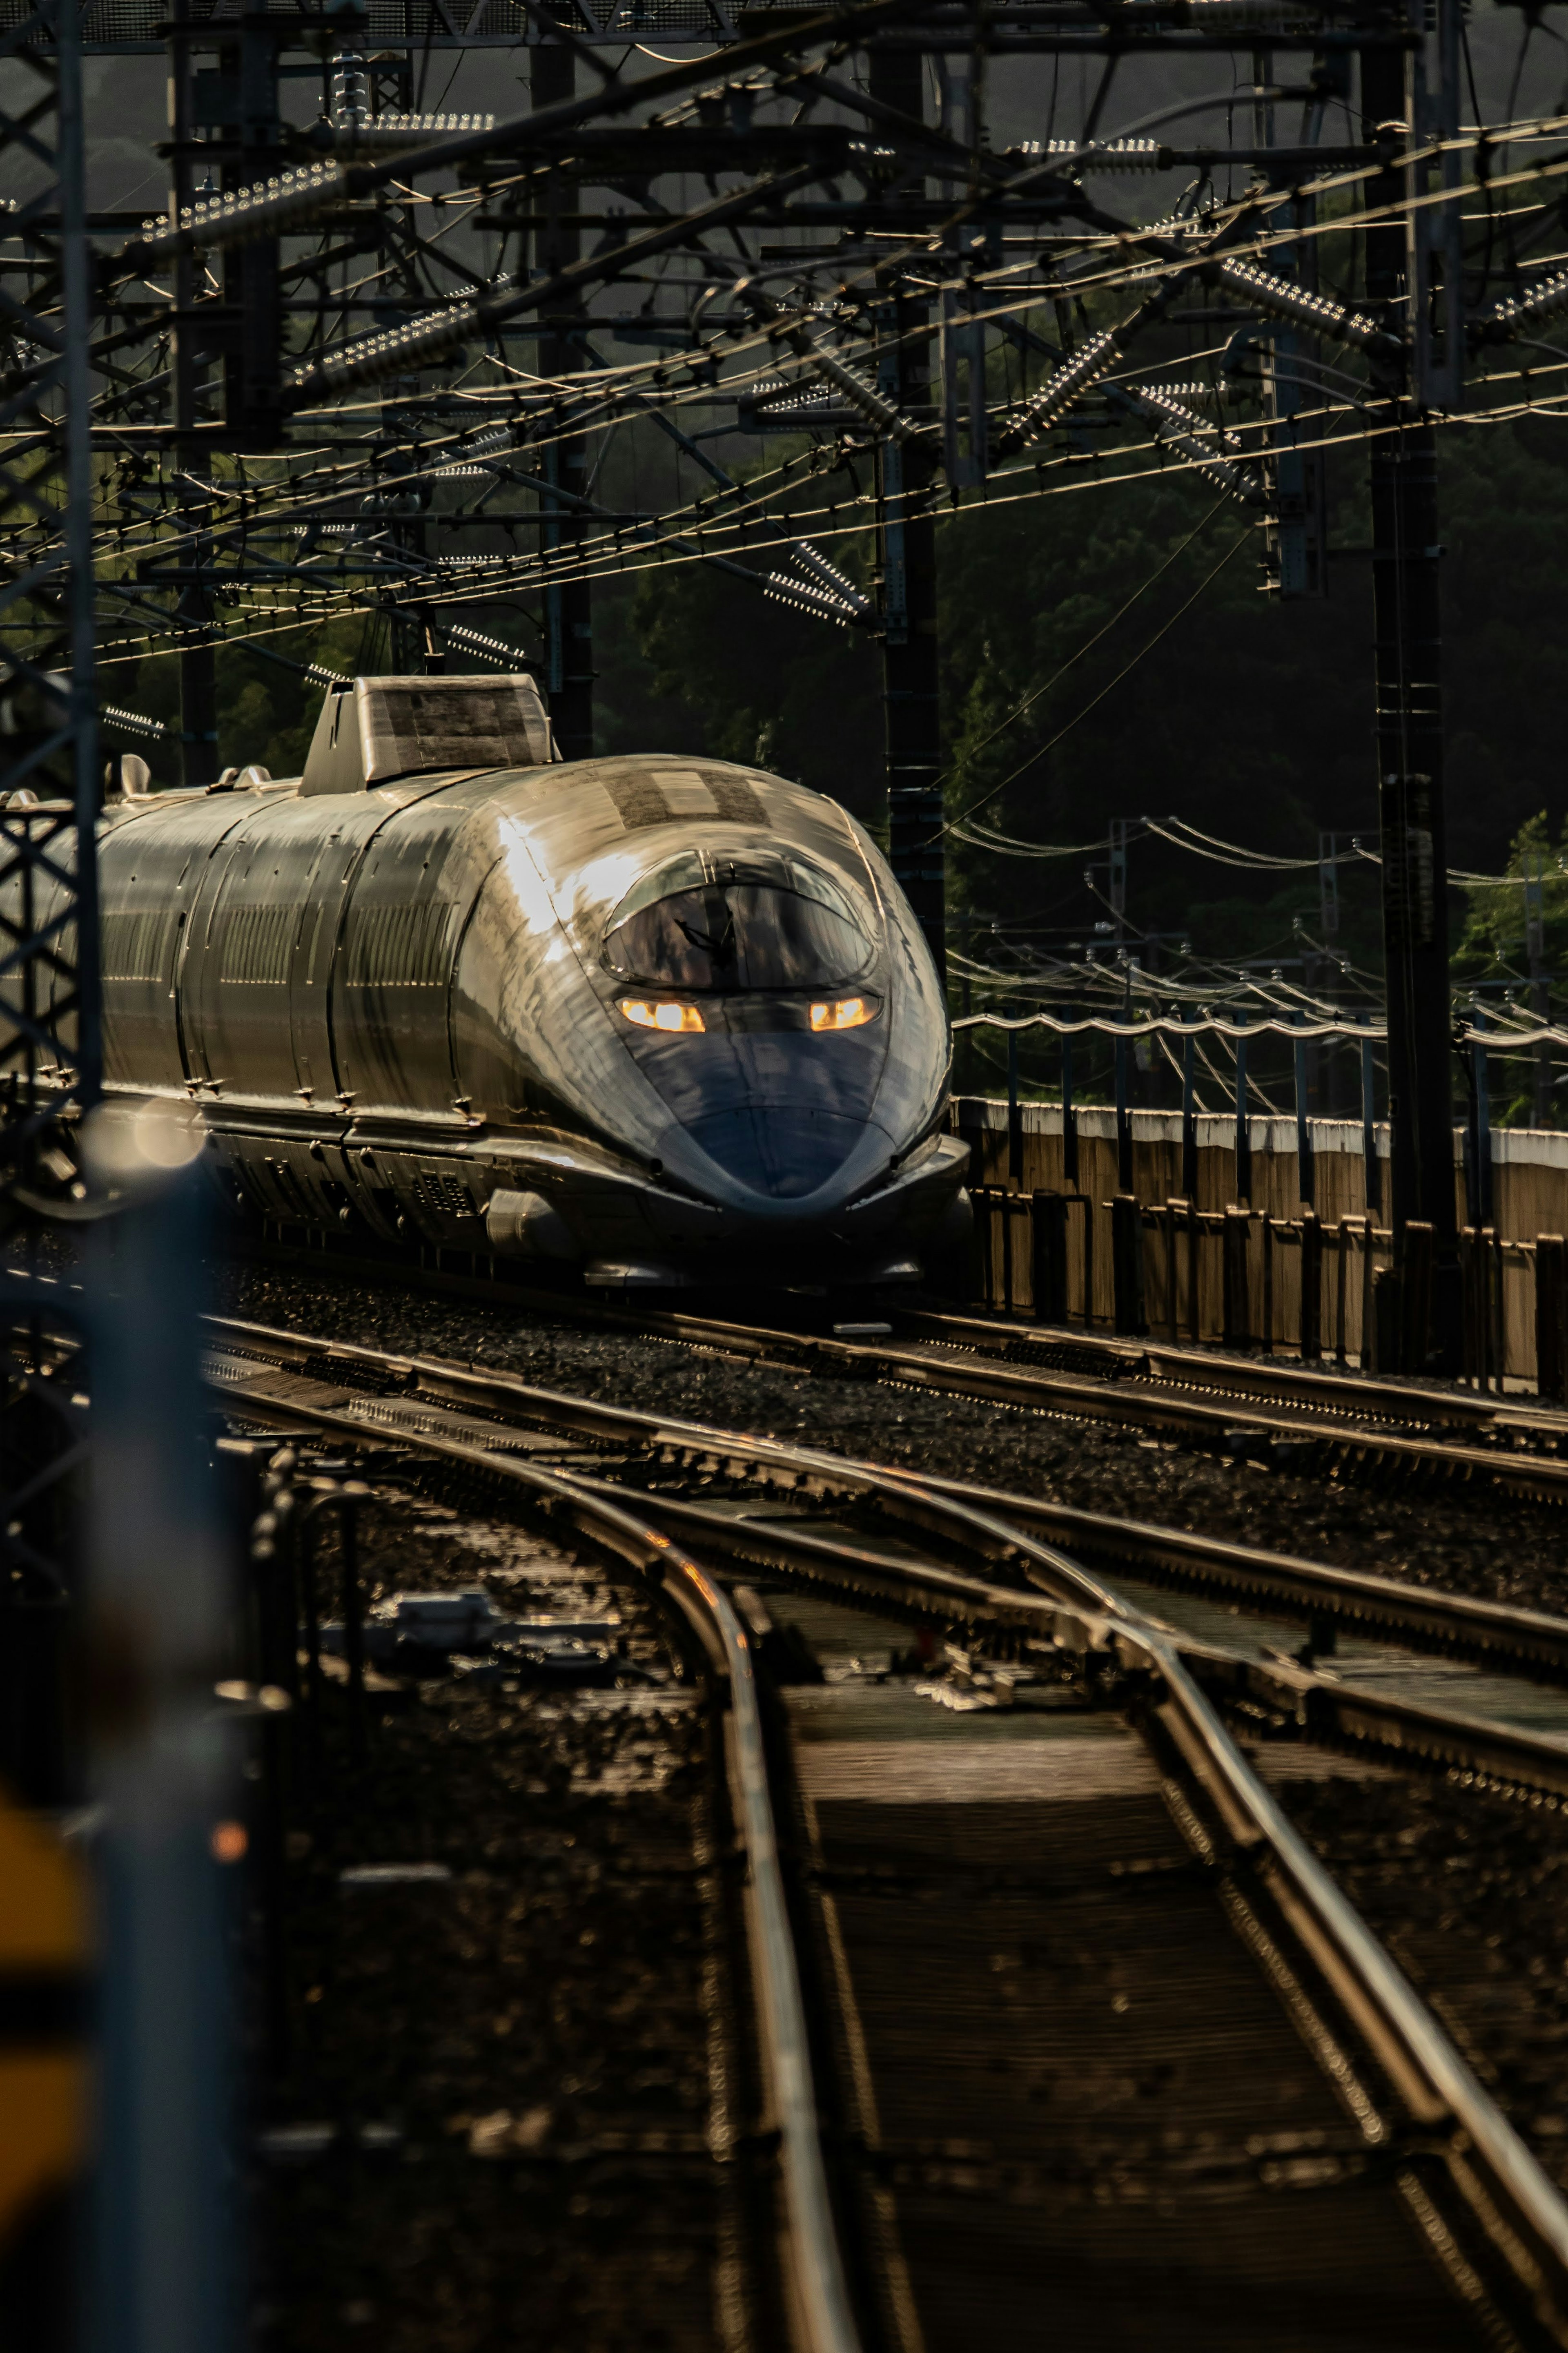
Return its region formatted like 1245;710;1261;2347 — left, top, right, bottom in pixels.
951;1098;1568;1393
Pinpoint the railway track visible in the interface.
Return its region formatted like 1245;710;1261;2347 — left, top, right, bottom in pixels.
894;1303;1568;1447
245;1235;1568;1501
206;1314;1568;1801
211;1316;1568;2347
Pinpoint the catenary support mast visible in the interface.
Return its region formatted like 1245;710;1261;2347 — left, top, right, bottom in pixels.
868;38;944;986
1363;30;1459;1369
534;34;595;762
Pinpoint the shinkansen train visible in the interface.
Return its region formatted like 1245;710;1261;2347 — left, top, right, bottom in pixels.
70;674;968;1288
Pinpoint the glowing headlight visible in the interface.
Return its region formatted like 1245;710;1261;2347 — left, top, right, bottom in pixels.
809;996;875;1033
619;997;705;1034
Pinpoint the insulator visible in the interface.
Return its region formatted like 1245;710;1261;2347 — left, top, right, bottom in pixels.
761;573;861;626
304;664;352;688
1178;0;1327;23
1119;386;1267;506
330;48;369;131
801;341;924;444
742;374;847;421
1014;137;1164;172
330;109;497;147
789;542;871;619
1210;257;1396;357
294;301;479;395
130;160;347;261
1008;327;1120;441
1486;266;1568;336
101;703;165;739
444;622;523;667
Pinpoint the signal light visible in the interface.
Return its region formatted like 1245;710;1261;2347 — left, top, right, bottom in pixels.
619;998;705;1034
810;997;875;1033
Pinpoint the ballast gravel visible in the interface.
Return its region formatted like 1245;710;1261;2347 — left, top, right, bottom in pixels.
224;1261;1568;1624
249;1466;733;2353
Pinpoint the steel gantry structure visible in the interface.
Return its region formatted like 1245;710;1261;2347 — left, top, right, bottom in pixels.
7;0;1568;1357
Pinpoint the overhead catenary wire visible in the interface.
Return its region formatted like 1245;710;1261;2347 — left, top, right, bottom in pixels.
46;0;1568;950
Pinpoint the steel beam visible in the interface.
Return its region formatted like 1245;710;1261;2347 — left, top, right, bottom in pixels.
1363;34;1458;1372
869;42;944;985
534;38;595;762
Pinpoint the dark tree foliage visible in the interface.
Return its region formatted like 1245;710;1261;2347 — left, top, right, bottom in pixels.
600;562;883;828
599;415;1568;975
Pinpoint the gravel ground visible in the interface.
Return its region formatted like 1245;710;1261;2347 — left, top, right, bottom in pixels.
229;1274;1568;2341
251;1460;742;2353
1270;1761;1568;2194
224;1260;1568;1622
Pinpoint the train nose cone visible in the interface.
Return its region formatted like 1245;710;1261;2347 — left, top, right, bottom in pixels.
685;1106;864;1201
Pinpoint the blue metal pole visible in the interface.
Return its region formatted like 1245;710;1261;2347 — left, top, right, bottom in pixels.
86;1108;236;2353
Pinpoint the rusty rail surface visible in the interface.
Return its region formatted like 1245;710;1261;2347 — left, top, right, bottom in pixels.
206;1330;1568;2342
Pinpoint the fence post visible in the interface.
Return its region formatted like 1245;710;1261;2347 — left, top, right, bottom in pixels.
1492;1228;1507;1392
1260;1216;1275;1354
1371;1266;1399;1373
1187;1202;1202;1343
1468;1006;1493;1227
1007;1027;1022;1189
1061;1021;1078;1189
1164;1201;1180;1340
1401;1220;1434;1374
1234;1008;1252;1206
1031;1190;1068;1325
1459;1227;1481;1387
1111;1194;1146;1336
1301;1209;1323;1362
1361;1216;1379;1370
1180;1020;1198;1202
1080;1195;1097;1327
1536;1235;1566;1403
1114;1030;1133;1193
1294;1013;1315;1207
1222;1207;1251;1348
1361;1019;1382;1216
973;1188;994;1309
957;1099;984;1189
1001;1188;1016;1317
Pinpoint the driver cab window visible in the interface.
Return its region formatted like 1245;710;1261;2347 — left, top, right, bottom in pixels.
604;854;871;993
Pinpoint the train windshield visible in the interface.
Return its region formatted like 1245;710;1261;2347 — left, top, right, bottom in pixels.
604;853;871;992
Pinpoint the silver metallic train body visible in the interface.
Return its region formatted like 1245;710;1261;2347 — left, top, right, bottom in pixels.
80;675;967;1286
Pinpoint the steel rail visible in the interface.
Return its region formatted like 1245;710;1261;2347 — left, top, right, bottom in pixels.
240;1245;1568;1497
894;1303;1568;1442
207;1349;1568;2339
238;1235;1568;1450
207;1314;1568;1675
526;1471;1568;1813
210;1319;1568;1804
586;1310;1568;1498
286;1389;862;2353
